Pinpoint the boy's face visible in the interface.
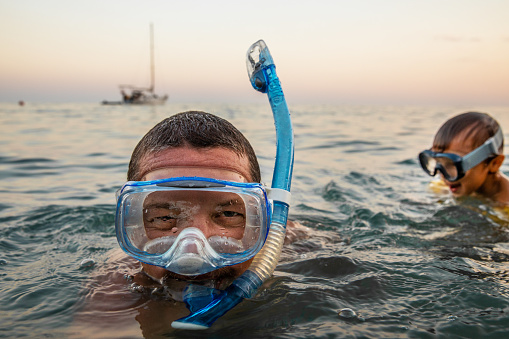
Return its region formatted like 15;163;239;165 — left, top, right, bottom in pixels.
433;132;490;197
137;145;254;283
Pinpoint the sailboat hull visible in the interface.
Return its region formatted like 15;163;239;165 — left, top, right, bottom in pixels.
127;94;168;105
101;97;168;105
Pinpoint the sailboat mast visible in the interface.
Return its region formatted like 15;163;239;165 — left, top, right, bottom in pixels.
149;23;155;93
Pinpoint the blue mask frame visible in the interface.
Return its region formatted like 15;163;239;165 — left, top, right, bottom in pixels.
115;177;276;275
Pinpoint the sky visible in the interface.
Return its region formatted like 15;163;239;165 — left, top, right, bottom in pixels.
1;0;509;105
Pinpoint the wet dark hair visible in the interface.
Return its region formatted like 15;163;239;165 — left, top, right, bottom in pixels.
433;112;503;154
127;111;261;182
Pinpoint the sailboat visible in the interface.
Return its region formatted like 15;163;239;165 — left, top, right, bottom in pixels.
102;24;168;105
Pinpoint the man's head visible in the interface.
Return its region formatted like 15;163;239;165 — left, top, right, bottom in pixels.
124;111;262;284
128;111;261;183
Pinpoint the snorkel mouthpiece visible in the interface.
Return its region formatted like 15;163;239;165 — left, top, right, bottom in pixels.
172;40;294;330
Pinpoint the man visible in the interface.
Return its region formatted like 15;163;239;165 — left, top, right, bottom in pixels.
73;110;307;336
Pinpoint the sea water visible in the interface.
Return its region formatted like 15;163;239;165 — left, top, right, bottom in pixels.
1;102;509;338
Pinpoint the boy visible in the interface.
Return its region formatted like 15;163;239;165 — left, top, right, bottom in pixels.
419;111;509;204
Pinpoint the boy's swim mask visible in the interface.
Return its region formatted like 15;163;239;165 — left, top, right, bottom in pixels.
115;177;289;276
419;127;504;182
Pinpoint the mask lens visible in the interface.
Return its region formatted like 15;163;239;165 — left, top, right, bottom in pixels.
143;236;176;254
116;178;271;275
141;190;248;247
436;157;458;181
419;152;437;176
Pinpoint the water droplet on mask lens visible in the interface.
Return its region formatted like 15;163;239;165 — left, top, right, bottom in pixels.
129;283;145;293
338;308;357;319
79;258;95;269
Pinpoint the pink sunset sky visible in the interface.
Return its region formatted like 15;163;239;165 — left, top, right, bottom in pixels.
1;0;508;105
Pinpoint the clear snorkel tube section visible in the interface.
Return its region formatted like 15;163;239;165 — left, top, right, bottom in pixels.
171;40;294;330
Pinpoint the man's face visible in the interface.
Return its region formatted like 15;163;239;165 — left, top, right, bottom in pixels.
142;190;247;240
138;145;254;283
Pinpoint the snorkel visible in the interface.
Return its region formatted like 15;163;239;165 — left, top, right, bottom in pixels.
171;40;294;330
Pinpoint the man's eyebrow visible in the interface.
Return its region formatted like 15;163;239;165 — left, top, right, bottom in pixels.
217;198;245;208
143;202;174;209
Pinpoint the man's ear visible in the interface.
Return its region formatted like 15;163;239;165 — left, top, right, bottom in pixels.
488;154;505;174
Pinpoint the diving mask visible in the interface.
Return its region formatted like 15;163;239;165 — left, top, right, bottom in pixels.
115;177;290;276
419;127;504;182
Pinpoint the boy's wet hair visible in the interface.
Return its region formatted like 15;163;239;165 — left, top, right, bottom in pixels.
433;112;503;154
128;111;261;182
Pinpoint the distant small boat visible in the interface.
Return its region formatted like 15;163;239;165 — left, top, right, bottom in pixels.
102;23;168;106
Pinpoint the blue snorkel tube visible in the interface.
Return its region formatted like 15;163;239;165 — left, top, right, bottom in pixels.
171;40;294;330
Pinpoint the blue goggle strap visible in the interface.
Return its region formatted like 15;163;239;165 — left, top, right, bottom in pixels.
462;128;504;172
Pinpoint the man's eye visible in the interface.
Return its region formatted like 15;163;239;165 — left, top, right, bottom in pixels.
154;215;176;222
145;212;179;230
222;211;243;218
215;210;245;228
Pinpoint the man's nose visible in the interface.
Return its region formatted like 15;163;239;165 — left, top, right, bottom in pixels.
185;211;214;237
